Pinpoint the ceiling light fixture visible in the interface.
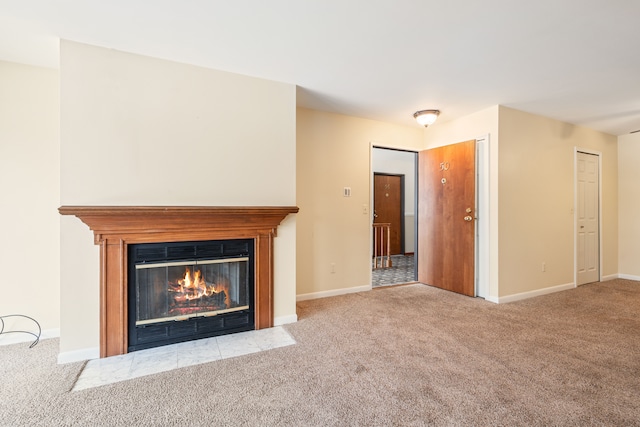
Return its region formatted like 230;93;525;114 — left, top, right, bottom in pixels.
413;109;440;127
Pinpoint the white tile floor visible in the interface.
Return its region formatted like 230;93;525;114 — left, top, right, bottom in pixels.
73;327;296;391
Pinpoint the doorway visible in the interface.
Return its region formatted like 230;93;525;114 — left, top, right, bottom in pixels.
370;137;488;296
575;150;601;285
371;147;417;287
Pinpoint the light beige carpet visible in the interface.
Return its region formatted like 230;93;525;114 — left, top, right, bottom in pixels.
1;279;639;426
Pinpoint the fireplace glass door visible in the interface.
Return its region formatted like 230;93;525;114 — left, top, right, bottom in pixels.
135;258;250;325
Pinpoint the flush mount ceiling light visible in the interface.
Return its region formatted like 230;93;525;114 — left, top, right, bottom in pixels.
413;109;440;127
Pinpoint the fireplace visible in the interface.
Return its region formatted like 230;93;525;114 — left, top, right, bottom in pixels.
128;239;254;352
58;206;298;357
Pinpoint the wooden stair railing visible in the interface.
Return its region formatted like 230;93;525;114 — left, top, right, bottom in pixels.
372;223;392;269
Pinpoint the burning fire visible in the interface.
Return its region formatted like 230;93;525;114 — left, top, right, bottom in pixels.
170;267;230;308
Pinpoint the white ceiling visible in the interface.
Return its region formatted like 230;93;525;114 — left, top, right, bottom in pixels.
2;0;640;135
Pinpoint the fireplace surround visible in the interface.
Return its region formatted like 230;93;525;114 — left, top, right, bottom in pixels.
59;206;298;358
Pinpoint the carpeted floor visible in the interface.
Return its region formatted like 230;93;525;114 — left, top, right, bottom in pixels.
372;254;415;288
1;279;639;426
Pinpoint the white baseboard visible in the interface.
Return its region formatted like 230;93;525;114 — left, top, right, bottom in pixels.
58;346;100;364
297;284;371;301
601;274;619;281
490;282;576;304
618;273;640;281
274;314;298;326
0;327;60;346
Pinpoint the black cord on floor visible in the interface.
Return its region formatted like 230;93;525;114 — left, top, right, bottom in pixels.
0;314;41;348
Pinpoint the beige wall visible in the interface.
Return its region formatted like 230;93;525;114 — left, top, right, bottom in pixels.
296;108;422;297
498;106;618;296
59;41;297;358
618;132;640;278
0;61;60;339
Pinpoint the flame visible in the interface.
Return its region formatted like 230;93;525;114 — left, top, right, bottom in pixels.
171;267;230;307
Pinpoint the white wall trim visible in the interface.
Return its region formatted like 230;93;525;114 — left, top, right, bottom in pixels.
274;314;298;325
297;284;371;302
45;328;61;339
487;282;576;304
475;134;490;299
601;274;619;281
618;274;640;281
57;346;100;364
0;327;60;346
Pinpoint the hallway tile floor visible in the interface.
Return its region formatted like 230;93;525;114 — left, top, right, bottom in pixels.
372;254;416;288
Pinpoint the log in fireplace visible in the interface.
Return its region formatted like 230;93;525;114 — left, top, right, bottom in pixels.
59;206;298;358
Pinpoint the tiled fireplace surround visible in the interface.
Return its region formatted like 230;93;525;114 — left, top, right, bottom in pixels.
59;206;298;358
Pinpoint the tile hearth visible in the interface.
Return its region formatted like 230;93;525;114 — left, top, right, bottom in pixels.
73;327;295;391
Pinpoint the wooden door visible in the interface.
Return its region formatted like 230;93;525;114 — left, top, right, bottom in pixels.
374;174;403;255
576;152;599;285
418;140;476;296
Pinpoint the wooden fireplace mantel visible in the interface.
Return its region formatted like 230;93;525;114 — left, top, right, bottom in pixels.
59;205;299;358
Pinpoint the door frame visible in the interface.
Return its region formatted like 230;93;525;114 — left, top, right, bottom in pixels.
370;136;489;298
373;172;405;255
574;147;602;286
475;135;489;298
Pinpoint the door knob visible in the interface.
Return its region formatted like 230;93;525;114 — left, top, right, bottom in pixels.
464;216;473;221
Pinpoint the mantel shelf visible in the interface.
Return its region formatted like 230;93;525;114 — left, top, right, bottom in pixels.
59;206;299;240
